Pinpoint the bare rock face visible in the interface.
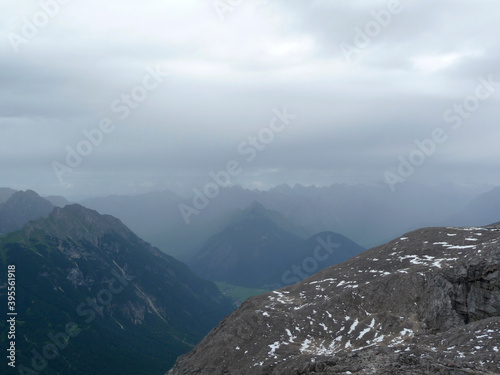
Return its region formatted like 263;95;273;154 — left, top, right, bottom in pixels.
168;225;500;374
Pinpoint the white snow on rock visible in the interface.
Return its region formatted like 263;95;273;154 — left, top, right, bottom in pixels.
348;318;359;334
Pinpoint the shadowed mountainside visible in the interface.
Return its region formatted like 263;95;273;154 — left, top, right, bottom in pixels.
0;204;233;375
189;202;364;289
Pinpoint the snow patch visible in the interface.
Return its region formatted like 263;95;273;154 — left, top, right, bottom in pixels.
348;318;359;334
357;327;371;340
268;341;281;357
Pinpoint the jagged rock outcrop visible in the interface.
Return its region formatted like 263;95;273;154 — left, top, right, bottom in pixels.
168;225;500;374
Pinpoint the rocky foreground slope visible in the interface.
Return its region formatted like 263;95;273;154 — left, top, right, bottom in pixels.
169;225;500;374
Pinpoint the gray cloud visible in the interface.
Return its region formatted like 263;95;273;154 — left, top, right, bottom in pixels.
0;0;499;196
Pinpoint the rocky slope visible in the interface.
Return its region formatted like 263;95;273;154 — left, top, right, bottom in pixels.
169;225;500;374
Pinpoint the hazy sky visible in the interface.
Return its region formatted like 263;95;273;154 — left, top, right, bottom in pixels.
1;0;499;197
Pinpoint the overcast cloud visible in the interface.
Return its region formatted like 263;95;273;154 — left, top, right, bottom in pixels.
1;0;499;197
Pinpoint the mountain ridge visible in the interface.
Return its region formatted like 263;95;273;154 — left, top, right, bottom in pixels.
0;203;233;375
78;182;490;259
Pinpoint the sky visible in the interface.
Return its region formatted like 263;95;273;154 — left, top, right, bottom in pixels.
1;0;499;198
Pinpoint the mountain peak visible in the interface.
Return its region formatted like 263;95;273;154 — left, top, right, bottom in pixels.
233;201;306;236
246;201;272;218
0;200;233;374
25;204;133;244
248;200;266;211
188;202;364;289
7;189;45;202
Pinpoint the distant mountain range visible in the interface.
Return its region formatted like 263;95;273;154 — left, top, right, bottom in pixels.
79;182;495;261
448;186;500;227
82;190;210;260
1;185;499;374
253;182;488;247
169;224;500;374
44;194;70;207
0;203;233;374
188;202;364;289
